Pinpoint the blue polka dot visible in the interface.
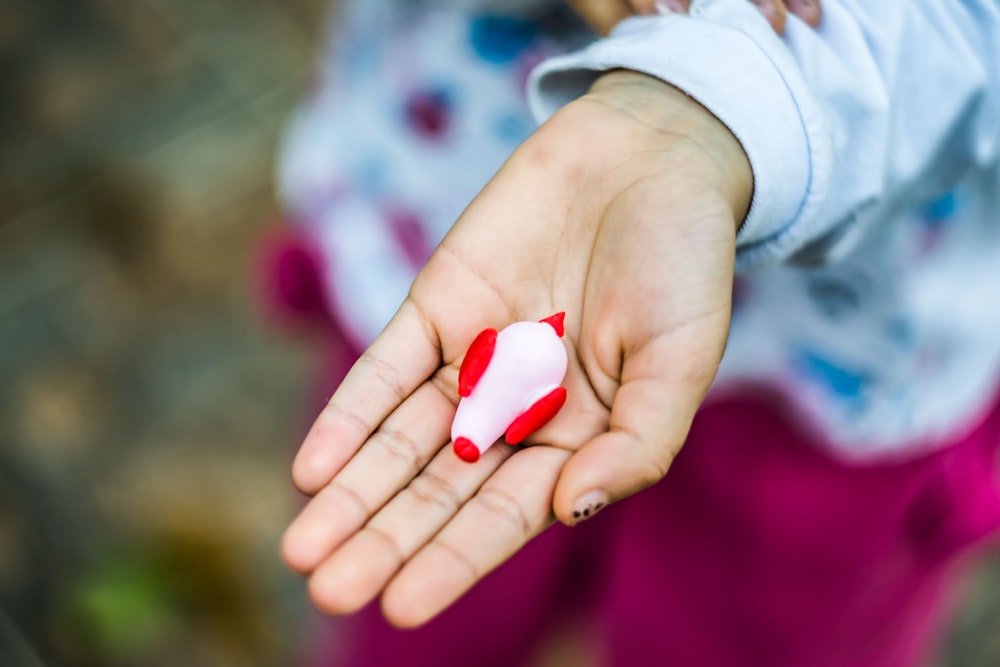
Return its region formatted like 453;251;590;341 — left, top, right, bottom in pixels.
794;349;870;400
923;191;959;226
469;15;538;64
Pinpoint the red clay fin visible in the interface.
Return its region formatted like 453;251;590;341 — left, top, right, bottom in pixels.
539;312;565;338
453;437;480;463
505;386;567;445
458;328;497;397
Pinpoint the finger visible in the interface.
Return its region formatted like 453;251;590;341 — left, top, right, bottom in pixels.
381;446;570;627
282;378;456;573
630;0;690;15
566;0;634;34
553;334;720;525
292;297;441;494
306;438;514;614
748;0;788;34
785;0;822;27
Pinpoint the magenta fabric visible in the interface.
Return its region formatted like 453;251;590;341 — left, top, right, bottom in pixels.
268;275;1000;667
304;384;1000;667
598;390;1000;667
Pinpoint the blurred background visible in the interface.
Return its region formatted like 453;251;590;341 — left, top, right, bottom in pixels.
0;0;998;666
0;0;326;664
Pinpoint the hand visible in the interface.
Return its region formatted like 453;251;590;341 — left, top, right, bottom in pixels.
281;70;752;627
568;0;822;35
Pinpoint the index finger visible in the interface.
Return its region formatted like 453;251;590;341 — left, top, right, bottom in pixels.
292;298;442;494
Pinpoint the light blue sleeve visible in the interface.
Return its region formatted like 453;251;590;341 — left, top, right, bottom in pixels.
527;0;1000;270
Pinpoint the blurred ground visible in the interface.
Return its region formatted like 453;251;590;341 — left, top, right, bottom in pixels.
0;0;328;664
0;1;998;666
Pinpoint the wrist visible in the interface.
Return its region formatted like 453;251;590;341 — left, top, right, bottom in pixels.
585;70;753;228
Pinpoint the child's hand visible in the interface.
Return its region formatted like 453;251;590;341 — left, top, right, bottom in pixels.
569;0;822;35
282;70;752;626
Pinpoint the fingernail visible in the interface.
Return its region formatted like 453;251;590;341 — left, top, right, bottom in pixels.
655;0;687;15
572;491;608;523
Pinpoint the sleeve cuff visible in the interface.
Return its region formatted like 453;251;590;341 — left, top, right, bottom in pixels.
527;0;831;270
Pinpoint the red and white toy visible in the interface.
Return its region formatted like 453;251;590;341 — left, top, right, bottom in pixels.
451;312;568;463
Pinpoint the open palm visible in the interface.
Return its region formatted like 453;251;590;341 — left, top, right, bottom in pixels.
282;71;752;627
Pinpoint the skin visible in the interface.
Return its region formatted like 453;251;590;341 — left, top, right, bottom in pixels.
568;0;823;35
282;70;754;627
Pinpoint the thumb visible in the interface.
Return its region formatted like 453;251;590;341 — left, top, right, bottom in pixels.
552;334;722;524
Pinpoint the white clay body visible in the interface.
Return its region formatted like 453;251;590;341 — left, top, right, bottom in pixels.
451;321;567;458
